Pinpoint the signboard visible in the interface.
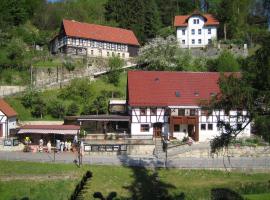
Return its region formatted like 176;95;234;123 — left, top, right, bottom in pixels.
83;144;128;152
4;139;12;146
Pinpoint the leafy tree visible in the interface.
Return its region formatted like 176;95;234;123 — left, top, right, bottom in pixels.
138;35;207;71
208;33;270;153
215;50;240;72
107;56;124;86
21;90;40;108
31;97;46;118
92;94;108;115
66;102;79;116
48;100;66;119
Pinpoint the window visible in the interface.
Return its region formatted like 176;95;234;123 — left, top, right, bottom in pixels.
197;19;199;24
198;29;201;35
91;50;94;55
174;124;180;132
192;39;195;44
198;39;202;44
141;124;150;132
140;108;146;115
208;39;212;44
182;40;185;44
182;30;185;35
178;109;185;116
201;124;206;130
208;28;211;34
192;29;195;35
193;19;196;24
107;52;110;57
208;124;213;130
150;108;157;115
190;109;196;116
122;53;125;58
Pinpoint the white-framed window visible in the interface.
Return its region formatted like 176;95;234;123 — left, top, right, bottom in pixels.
182;40;185;44
192;39;195;44
198;39;202;44
140;124;150;132
208;28;211;34
208;39;212;44
208;124;213;130
197;19;199;24
192;29;195;35
201;124;206;130
107;52;110;57
91;50;94;55
182;30;185;35
117;53;120;57
193;19;196;24
198;29;201;35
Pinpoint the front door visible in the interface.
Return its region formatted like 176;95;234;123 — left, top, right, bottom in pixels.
0;124;3;137
188;125;194;140
153;123;162;137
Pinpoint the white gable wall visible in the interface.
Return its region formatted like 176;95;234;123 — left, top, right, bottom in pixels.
176;15;217;48
0;110;17;138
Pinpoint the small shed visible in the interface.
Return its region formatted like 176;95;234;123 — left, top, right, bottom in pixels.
0;99;17;138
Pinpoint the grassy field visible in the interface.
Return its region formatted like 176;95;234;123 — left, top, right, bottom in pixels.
0;160;270;200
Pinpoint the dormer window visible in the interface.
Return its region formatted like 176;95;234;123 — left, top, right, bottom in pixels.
193;19;196;24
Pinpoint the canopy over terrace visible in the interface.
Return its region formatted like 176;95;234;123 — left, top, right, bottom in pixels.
17;125;80;144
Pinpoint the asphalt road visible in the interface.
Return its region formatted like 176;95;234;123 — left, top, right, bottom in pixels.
0;151;269;170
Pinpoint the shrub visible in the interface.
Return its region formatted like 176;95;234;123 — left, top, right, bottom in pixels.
66;102;79;116
48;100;66;119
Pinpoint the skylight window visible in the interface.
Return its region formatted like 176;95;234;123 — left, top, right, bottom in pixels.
210;92;216;97
175;91;181;97
194;91;199;96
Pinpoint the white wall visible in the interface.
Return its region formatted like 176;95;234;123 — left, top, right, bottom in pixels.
0;111;17;138
176;15;217;48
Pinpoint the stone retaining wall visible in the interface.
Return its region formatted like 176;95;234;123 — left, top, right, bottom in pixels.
173;146;270;158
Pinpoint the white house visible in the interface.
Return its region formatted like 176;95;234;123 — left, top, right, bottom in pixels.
174;11;219;48
50;19;140;59
127;71;250;142
0;99;17;138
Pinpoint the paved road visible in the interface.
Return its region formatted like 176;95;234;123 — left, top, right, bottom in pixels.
0;151;269;170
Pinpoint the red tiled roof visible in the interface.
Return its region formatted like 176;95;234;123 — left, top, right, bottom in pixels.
174;13;219;27
0;99;17;117
62;19;140;46
128;71;232;107
20;125;80;130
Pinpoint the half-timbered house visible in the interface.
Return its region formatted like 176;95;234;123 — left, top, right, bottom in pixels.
127;71;250;142
50;19;140;59
0;99;17;138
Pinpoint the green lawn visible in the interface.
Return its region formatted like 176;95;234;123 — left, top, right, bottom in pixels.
0;160;270;200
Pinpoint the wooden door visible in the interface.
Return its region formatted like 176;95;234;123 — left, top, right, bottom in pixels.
0;124;3;137
153;123;162;137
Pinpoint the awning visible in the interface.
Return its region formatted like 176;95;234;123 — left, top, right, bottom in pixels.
17;125;80;135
